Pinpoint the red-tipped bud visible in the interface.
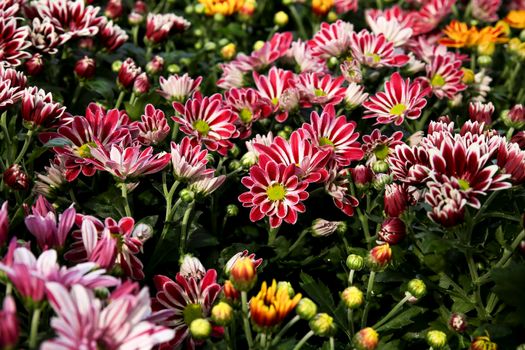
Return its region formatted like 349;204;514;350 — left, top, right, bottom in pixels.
118;58;141;89
229;257;257;292
384;183;408;217
223;280;240;301
134;0;148;14
351;165;373;190
378;217;406;245
25;54;44;76
104;0;123;19
3;164;29;191
368;243;392;270
133;73;150;95
74;57;96;79
353;327;379;350
449;313;468;333
146;55;164;75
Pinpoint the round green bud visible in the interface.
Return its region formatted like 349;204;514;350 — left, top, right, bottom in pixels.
190;318;212;340
426;330;447;349
180;188;195;202
179;58;191;66
253;41;265;51
226;204;239;217
194;41;203;50
240;152;258;167
218;38;229;47
214;13;225;22
184;5;194;14
111;60;122;72
278;281;295;297
204;41;217;51
194;3;205;14
346;254;365;271
297;298;317;320
327;56;339;69
277;130;289;139
336;222;348;235
282;0;293;5
274;11;289;27
229;144;240;158
407;279;427;299
372;160;389;173
194;28;204;37
167;64;181;74
309;313;336;337
327;11;338;22
477;55;492;68
228;160;241;171
211;302;233;326
341;286;364;309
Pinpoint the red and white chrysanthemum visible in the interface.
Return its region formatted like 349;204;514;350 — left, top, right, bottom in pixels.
217;62;246;90
188;175;226;196
239;161;309;228
145;13;190;44
294;72;346;107
20;87;66;126
173;92;239;155
43;282;174;350
246;32;293;70
97;18;129;51
285;40;327;73
425;182;467;227
158;73;202;102
137;104;170;146
472;0;501;22
422;53;467;99
350;30;409;68
363;72;430;125
254;131;331;184
308;20;354;59
366;15;413;47
0;11;31;67
497;141;525;184
408;0;455;35
253;67;295;122
362;128;404;162
151;268;221;349
225;87;271;139
300;104;364;167
334;0;358;14
325;168;359;216
170;136;214;181
344;82;368;109
30;17;63;54
469;101;494;125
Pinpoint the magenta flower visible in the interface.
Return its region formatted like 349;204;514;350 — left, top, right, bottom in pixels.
43;282;174;350
151;269;221;349
253;67;295;122
473;0;501;22
225;87;272;139
158;73;202;102
97;18;128;51
497;141;525;185
237;32;293;71
0;9;31;67
239;160;309;228
30;17;63;54
0;296;18;349
294;72;347;107
309;20;354;59
408;0;455;35
145;13;190;44
469;101;494;125
0;202;8;247
137;104;170;145
350;30;409;68
362;129;404;162
118;58;141;89
21;87;66;127
173;92;239;155
425;182;467;227
384;183;409;217
422;53;467;99
170;137;214;181
325;168;359;216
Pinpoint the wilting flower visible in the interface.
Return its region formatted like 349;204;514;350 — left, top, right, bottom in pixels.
239;160;309;228
173;92;239;155
170;137;214;181
145;13;190;44
363;72;430;126
34;157;67;196
151;269;221;349
42;282;174;350
294;72;346;107
423;53;467;99
350;30;409;68
378;217;406;245
3;164;29;191
158;74;202;102
30;17;62;54
137;104;170;145
0;296;18;349
250;280;301;328
118;58;141;89
98;18;128;51
21;87;65;126
311;218;343;237
469;101;494;125
301;104;364;167
309;20;354;59
253;67;294;122
325;168;360;216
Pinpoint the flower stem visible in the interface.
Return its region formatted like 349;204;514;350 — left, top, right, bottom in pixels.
329;337;335;350
373;294;411;330
179;202;194;258
361;271;376;328
286;229;309;255
289;5;307;40
72;82;83;106
348;270;355;285
292;330;315;350
241;291;254;349
114;90;126;110
14;129;34;164
465;250;488;320
268;226;280;246
29;307;41;349
120;183;132;217
271;315;300;346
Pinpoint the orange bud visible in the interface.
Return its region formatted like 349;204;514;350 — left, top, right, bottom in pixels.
368;243;392;270
230;257;257;291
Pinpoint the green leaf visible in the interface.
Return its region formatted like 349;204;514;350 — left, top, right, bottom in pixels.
376;307;425;332
43;137;73;148
84;78;115;100
492;261;525;324
377;340;402;350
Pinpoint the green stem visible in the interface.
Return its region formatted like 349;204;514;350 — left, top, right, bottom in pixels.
506;127;515;140
132;25;139;46
29;307;41;349
271;315;300;346
348;270;355;285
129;92;136;106
485;293;499;314
224;326;233;350
114;90;126;110
72;82;83;106
465;250;488;320
373;294;411;330
241;291;254;349
361;271;376;328
292;330;315;350
179;202;194;258
375;0;383;9
268;226;280;245
287;229;309;254
120;183;132;217
329;337;335;350
289;5;307;40
14;129;34;164
348;309;355;336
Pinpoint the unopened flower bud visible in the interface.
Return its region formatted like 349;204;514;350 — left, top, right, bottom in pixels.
221;43;237;60
372;160;389;173
190;318;211;340
341;286;363;309
311;219;341;237
132;223;153;243
378;217;406;245
168;64;181;74
180;188;195;202
228;160;241;171
449;313;468;333
327;56;339;69
204;41;217;51
78;38;94;50
346;254;364;271
407;279;426;299
519;240;525;256
372;173;392;190
309;313;336;337
104;0;123;19
25;54;44;76
327;11;338;22
461;68;475;84
112;60;122;72
477;54;492;67
214;13;225;22
296;298;317;320
211;301;233;326
353;327;379;350
133;73;150;95
3;164;29;191
274;11;289;26
223;280;240;301
146;56;164;75
253;41;265;51
278;281;295;297
230;257;257;291
351;165;373;190
368;243;392;270
470;335;497;350
75;56;96;79
384;183;408;217
426;330;447;349
226;204;239;217
241;152;258;167
194;3;205;14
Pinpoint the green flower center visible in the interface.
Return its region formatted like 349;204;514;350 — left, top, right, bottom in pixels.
271;97;279;106
458;179;470;190
183;303;203;326
365;53;382;63
390;103;406;116
77;142;96;158
239;108;253;123
431;74;446;87
193;120;210;136
319;136;334;147
266;183;287;201
373;144;390;160
314;88;326;97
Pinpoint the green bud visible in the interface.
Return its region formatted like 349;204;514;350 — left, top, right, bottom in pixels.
336;222;347;235
184;5;194;14
277;130;289;139
520;29;525;42
211;302;233;326
190;318;212;340
180;189;195;203
226;204;239;217
194;3;205;14
214;13;225;22
253;40;265;51
297;298;317;320
229;144;240;158
179;58;191;66
228;160;241;171
167;64;181;74
372;160;389;173
274;11;289;27
194;41;203;50
282;0;293;5
341;286;364;309
327;57;339;69
204;41;217;51
407;279;427;299
426;330;447;349
194;28;204;37
111;60;122;72
327;11;338;22
477;55;492;68
309;313;336;337
240;152;258;167
218;38;229;47
346;254;364;271
278;281;295;297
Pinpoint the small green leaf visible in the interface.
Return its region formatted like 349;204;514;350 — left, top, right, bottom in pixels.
376;307;425;332
43;137;73;148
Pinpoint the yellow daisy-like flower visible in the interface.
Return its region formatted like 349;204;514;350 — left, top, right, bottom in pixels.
508;38;525;59
198;0;246;16
312;0;334;16
249;280;302;329
504;10;525;29
439;21;508;49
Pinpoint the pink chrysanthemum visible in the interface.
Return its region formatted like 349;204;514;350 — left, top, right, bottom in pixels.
173;92;239;155
158;73;202;102
253;67;295;123
239;161;309;228
145;13;190;44
137;104;170;146
408;0;455;35
325;168;359;216
308;20;354;59
363;72;430;126
422;53;467;99
170;136;214;181
362;128;404;162
20;87;66;126
469;101;494;125
285;40;327;73
350;30;409;68
225;87;271;139
30;17;63;54
472;0;501;22
294;72;347;107
334;0;358;14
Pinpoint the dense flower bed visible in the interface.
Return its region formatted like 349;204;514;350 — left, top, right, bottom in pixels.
1;0;525;349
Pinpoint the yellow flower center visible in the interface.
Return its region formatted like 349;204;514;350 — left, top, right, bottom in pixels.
314;88;326;97
389;103;406;116
239;108;253;123
365;53;382;63
183;303;203;326
266;183;286;201
373;144;390;160
271;97;279;106
458;179;470;190
431;74;446;87
319;136;334;147
193;120;210;136
77;142;96;158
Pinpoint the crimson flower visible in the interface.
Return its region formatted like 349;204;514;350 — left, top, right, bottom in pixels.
350;30;409;68
118;58;141;89
362;129;404;162
138;104;170;145
20;87;66;127
239;161;309;228
30;17;63;54
145;13;190;44
97;18;128;51
363;72;430;126
422;53;467;99
171;137;214;181
0;10;30;67
469;101;494;125
253;67;295;122
425;182;467;227
158;73;202;102
225;87;272;139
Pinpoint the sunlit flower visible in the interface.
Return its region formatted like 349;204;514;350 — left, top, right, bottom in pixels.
309;20;354;59
250;280;301;328
158;73;202;102
439;21;480;48
199;0;246;16
350;30;409;68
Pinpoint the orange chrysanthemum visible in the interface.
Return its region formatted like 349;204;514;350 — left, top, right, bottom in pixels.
504;10;525;29
249;280;302;329
199;0;246;16
439;20;508;48
312;0;334;16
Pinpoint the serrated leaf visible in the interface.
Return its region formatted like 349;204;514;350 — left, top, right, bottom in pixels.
376;307;425;332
